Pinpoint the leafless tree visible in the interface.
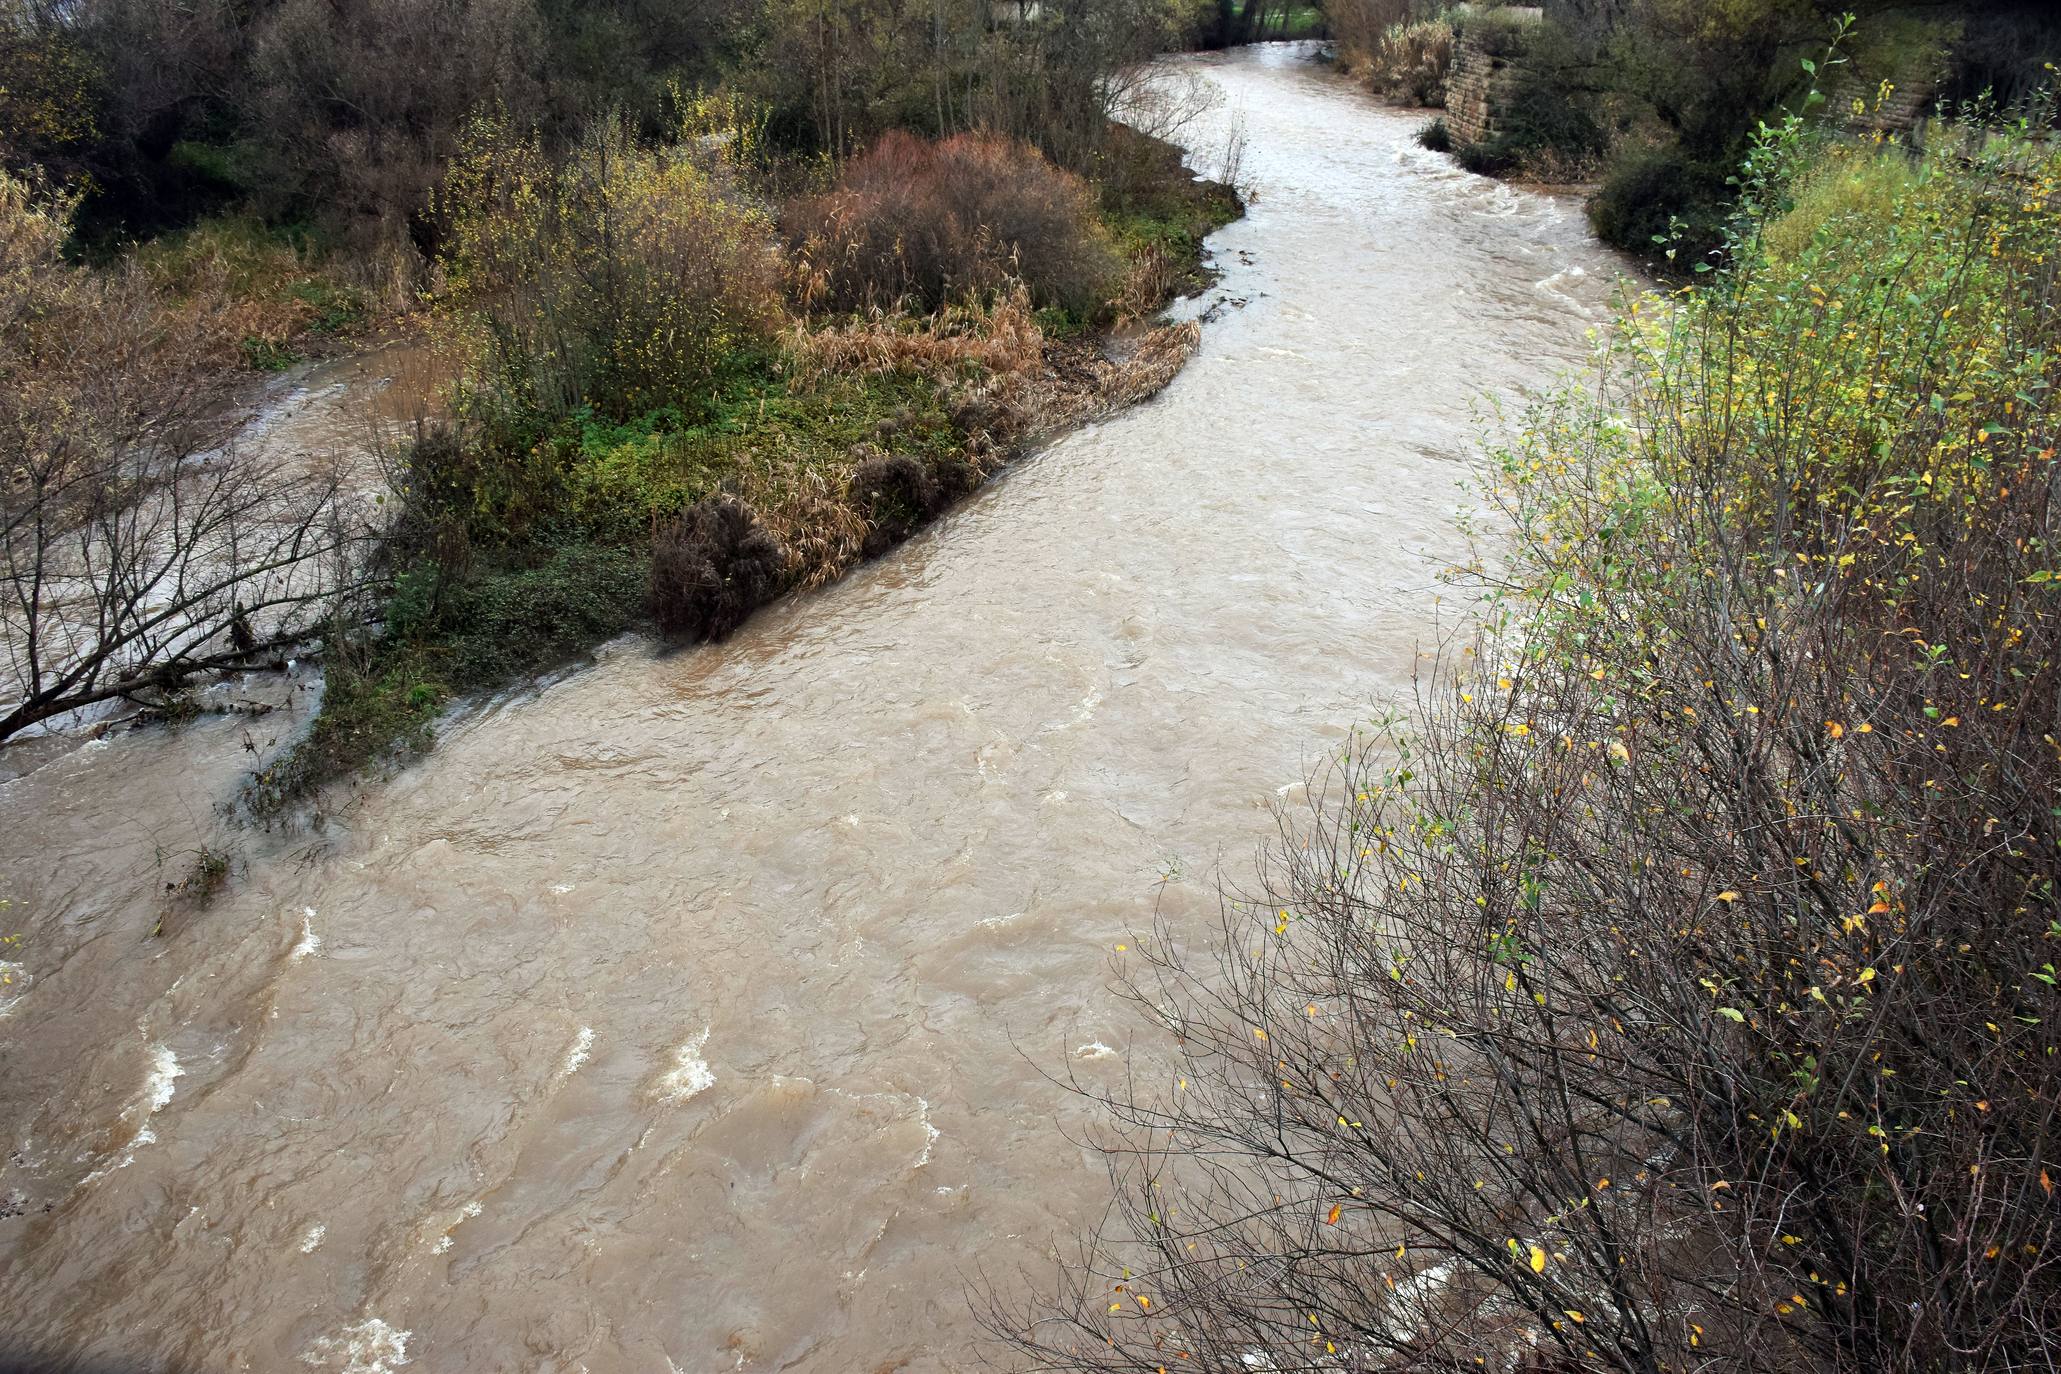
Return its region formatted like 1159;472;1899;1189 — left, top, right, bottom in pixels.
0;172;379;743
984;113;2061;1374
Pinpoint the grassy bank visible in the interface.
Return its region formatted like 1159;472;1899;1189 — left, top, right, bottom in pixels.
128;218;389;370
242;125;1241;818
1003;85;2061;1372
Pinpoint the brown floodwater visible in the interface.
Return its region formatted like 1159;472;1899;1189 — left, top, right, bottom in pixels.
0;45;1628;1374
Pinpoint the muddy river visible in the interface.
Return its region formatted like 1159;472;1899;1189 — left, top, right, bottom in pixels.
0;44;1627;1374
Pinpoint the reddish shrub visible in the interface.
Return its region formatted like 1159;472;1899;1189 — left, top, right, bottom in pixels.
786;131;1119;317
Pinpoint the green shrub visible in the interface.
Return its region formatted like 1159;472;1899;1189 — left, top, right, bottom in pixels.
1760;142;1918;264
1455;136;1515;173
436;545;649;686
398;419;568;552
1588;141;1735;265
1497;50;1606;167
1415;118;1453;153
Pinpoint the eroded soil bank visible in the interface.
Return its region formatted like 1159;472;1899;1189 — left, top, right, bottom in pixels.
0;44;1627;1374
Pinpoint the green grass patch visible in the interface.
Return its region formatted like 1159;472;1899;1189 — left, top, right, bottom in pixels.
245;543;648;815
1097;125;1246;300
239;334;300;371
247;351;966;816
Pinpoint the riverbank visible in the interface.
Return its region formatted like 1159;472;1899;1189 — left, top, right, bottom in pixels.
1325;4;2061;267
0;123;1239;805
236;129;1241;819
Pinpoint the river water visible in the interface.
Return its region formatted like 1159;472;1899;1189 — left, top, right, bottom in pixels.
0;45;1627;1374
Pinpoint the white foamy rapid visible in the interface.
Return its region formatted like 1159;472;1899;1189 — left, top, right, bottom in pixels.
289;908;322;962
141;1043;183;1114
301;1317;411;1373
657;1028;715;1101
559;1026;594;1077
0;960;28;1016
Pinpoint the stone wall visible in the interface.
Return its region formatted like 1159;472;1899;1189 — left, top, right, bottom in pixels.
1443;7;1544;147
1444;37;1523;147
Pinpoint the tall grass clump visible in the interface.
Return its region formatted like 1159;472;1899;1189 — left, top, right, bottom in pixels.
649;495;786;640
996;99;2061;1373
1332;1;1454;108
1377;18;1456;106
785;131;1121;318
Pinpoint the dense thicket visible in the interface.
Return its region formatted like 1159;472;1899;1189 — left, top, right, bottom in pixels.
1332;0;2061;263
998;94;2061;1374
0;0;1204;244
786;130;1121;317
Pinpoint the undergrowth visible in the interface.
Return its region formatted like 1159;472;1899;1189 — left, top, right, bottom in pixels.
238;120;1239;819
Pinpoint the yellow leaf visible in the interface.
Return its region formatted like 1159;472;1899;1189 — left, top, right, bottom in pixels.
1326;1203;1343;1226
1716;890;1741;903
1530;1245;1548;1274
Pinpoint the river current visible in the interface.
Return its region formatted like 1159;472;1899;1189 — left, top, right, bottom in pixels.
0;44;1628;1374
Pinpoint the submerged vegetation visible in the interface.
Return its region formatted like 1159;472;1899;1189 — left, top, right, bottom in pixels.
1002;78;2061;1374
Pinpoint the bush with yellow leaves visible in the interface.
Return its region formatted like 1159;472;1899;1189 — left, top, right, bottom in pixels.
996;95;2061;1374
437;112;784;428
